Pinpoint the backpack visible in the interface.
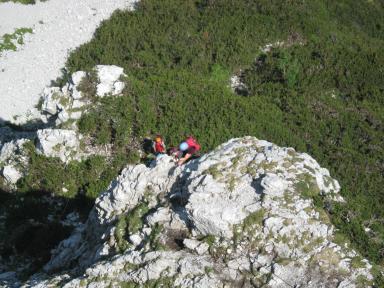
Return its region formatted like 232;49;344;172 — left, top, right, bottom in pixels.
186;136;201;152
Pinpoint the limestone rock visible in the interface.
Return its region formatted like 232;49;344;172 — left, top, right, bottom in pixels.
38;65;127;125
95;65;126;97
230;74;248;96
2;165;22;184
0;139;29;186
71;71;87;87
0;139;28;164
35;129;82;163
183;239;200;251
28;137;374;288
41;87;64;115
129;234;142;246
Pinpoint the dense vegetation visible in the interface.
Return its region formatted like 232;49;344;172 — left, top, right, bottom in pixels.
3;0;384;282
66;0;384;266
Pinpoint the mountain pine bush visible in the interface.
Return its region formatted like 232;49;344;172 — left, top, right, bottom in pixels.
3;0;383;278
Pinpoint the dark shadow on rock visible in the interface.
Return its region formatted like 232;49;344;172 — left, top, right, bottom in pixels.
167;158;200;230
251;175;265;196
234;86;249;97
0;115;56;132
0;115;58;144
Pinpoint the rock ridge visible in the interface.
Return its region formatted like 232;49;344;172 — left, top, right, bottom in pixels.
26;137;373;288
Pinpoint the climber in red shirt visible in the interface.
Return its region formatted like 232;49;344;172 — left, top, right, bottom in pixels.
153;135;166;155
177;136;201;165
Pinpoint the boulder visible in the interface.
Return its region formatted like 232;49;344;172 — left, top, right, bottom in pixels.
38;66;126;125
2;165;22;184
95;65;126;97
35;129;82;163
71;71;87;87
0;139;29;186
0;139;28;163
41;87;65;115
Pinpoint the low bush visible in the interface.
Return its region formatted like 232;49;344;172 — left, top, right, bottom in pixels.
64;0;384;267
9;0;384;274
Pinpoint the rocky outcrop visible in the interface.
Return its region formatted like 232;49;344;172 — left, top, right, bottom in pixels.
28;137;374;287
95;65;126;97
230;74;249;96
40;65;126;126
0;65;127;188
35;129;83;163
0;139;30;185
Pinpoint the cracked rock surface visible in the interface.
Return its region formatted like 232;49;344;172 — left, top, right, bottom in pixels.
26;137;373;287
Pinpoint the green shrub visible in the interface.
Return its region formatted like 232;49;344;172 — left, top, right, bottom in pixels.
76;70;98;100
295;173;321;200
11;0;384;266
114;202;150;252
114;214;131;253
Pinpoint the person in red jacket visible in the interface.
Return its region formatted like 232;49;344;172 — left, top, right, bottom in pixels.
177;136;201;165
153;135;166;155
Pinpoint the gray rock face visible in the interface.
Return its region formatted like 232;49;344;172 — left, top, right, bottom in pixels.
2;165;22;184
0;139;29;185
95;65;126;97
29;137;374;287
39;65;126;126
35;129;82;163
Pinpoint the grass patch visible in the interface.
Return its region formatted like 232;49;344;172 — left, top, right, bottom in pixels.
114;214;131;253
350;256;366;269
0;0;34;3
0;27;32;55
202;163;222;180
77;70;98;100
202;234;216;247
126;203;150;234
119;276;175;288
295;173;321;200
114;202;149;253
243;209;266;229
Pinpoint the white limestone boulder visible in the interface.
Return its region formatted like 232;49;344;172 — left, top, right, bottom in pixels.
0;139;29;186
35;129;82;163
41;87;66;115
96;65;126;97
2;165;23;184
71;71;87;87
0;139;28;164
38;66;126;126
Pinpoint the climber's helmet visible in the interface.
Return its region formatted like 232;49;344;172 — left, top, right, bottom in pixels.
155;136;162;143
179;142;189;151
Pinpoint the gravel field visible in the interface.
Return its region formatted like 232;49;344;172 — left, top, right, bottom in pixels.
0;0;136;124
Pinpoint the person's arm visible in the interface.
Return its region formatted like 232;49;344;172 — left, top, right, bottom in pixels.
178;153;192;165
